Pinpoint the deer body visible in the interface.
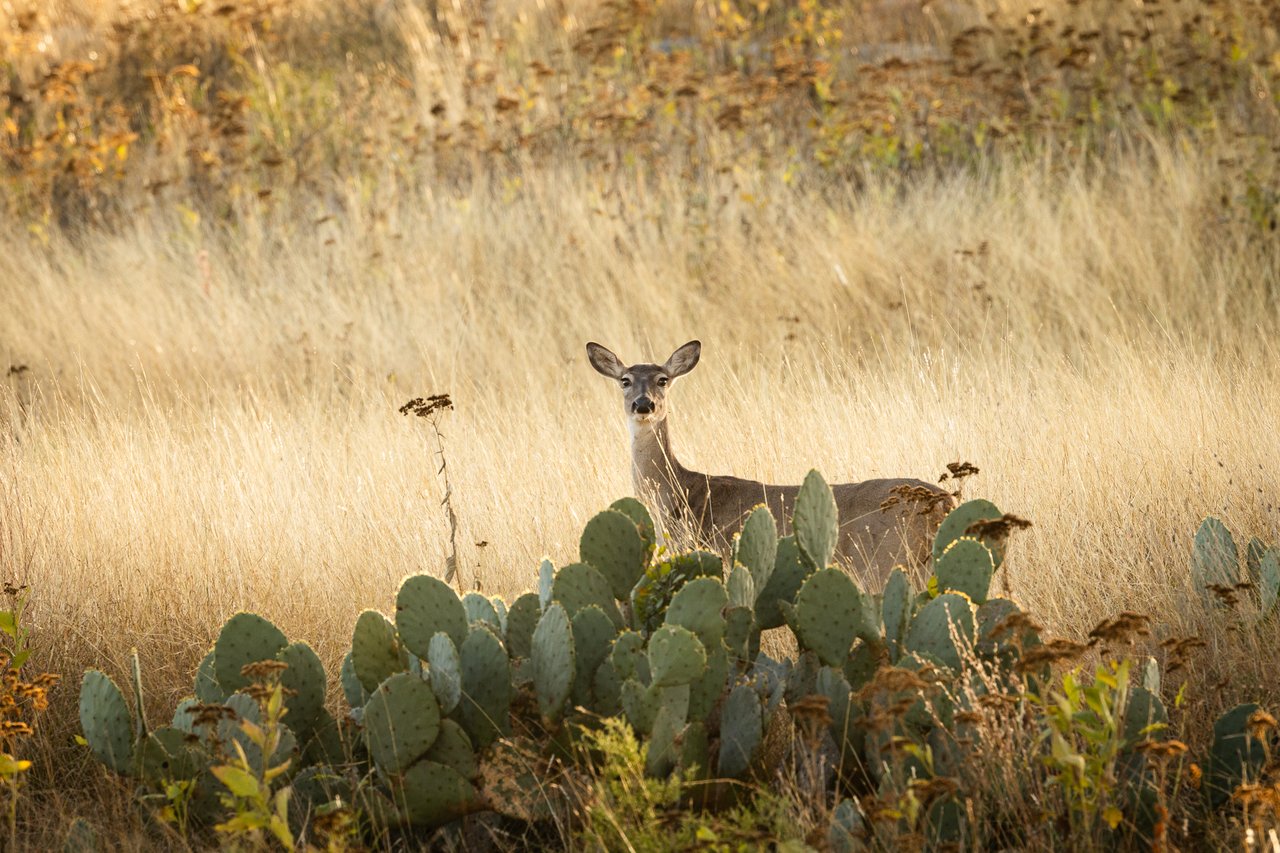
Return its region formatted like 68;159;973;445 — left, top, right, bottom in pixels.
589;340;953;588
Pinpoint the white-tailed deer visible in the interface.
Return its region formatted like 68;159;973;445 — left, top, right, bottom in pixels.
586;340;954;587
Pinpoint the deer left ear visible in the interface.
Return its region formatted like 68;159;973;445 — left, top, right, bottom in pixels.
663;340;701;378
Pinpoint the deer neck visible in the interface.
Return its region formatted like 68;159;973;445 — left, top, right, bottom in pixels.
629;417;692;510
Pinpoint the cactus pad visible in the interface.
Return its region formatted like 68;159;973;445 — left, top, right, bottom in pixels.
794;568;876;667
732;505;777;594
572;606;616;706
609;497;657;553
610;631;645;682
340;649;369;709
505;592;541;659
727;564;755;609
794;470;838;570
933;499;1003;565
621;679;660;734
905;593;975;672
580;509;650;600
665;577;728;648
882;568;913;663
531;603;575;723
351;609;405;694
213;612;288;694
427;632;462;714
396;760;478;827
552;562;624;628
1207;703;1268;807
755;535;813;630
645;684;691;778
648;625;707;687
362;673;441;774
1258;548;1279;621
459;625;512;748
717;683;763;778
277;642;326;734
396;574;468;657
462;592;500;630
79;670;134;775
934;537;996;604
424;718;478;780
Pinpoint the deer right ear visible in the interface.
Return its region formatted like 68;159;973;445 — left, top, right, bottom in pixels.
586;342;626;380
663;340;701;378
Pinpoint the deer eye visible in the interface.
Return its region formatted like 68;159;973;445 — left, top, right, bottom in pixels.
620;378;631;388
657;376;669;387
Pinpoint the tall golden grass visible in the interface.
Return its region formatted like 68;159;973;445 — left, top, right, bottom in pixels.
2;0;1279;847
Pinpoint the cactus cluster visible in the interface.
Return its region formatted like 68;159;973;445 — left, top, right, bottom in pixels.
79;474;1280;846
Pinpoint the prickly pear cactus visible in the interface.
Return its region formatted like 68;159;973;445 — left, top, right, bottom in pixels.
277;641;326;734
609;497;657;551
718;683;763;778
396;574;469;657
933;537;996;604
1206;703;1268;807
351;609;405;694
427;632;462;715
363;673;441;774
395;760;479;827
459;625;512;748
1192;517;1238;600
580;508;651;600
882;569;913;663
794;469;838;571
505;592;542;659
732;505;778;595
213;612;288;694
755;535;811;630
647;625;706;688
572;606;616;707
552;561;624;628
532;603;575;724
905;593;975;671
664;577;728;648
793;569;877;667
79;670;134;775
933;499;1003;566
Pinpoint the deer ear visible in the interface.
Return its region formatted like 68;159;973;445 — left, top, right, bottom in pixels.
586;342;626;379
663;340;701;378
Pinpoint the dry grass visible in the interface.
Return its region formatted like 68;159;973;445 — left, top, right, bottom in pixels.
2;0;1279;847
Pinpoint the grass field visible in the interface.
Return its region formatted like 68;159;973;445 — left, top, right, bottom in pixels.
2;0;1280;848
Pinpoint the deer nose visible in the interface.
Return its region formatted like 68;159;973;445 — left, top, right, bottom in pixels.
632;397;655;415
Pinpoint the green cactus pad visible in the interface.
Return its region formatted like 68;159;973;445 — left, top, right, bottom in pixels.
572;606;616;706
552;562;624;628
531;603;575;724
724;606;755;665
79;670;134;775
396;574;469;657
843;639;886;692
194;650;224;703
665;576;728;648
733;505;778;595
1207;703;1268;807
459;625;512;748
726;564;755;609
934;537;996;604
882;568;913;663
688;644;729;722
905;593;975;672
593;660;623;717
817;665;857;752
537;558;555;609
135;727;199;783
505;592;542;659
755;535;813;630
933;499;1003;565
718;683;763;778
213;612;288;694
648;625;707;687
362;672;441;774
276;642;326;734
828;799;864;853
975;598;1041;680
462;592;500;629
794;569;876;667
172;698;198;733
340;650;369;709
609;497;657;553
794;470;839;571
610;631;645;682
300;710;346;767
424;718;478;780
396;760;478;827
1259;548;1279;620
1246;537;1267;585
580;509;650;600
1122;686;1168;747
1191;517;1238;596
621;679;660;735
680;721;710;779
427;632;462;714
645;684;691;778
351;609;406;694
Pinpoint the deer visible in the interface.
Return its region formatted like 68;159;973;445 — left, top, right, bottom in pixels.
586;340;955;588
